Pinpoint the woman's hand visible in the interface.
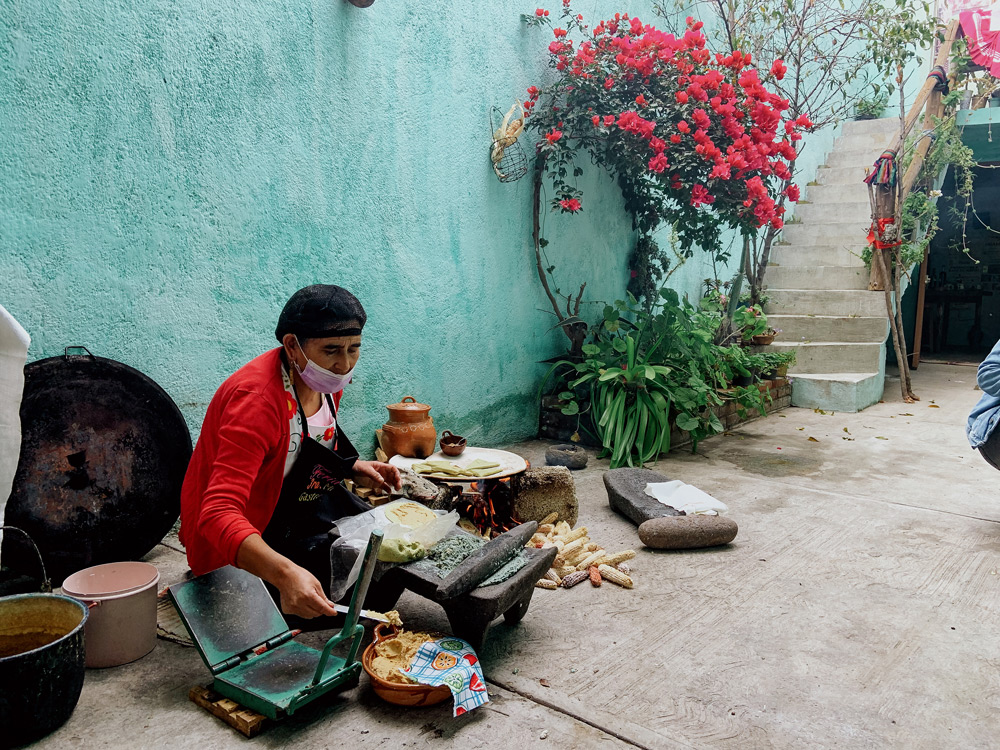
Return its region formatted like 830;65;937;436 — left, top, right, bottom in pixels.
235;534;337;619
274;564;339;619
353;460;402;493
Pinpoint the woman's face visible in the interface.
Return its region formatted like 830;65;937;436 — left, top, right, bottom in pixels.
286;333;362;375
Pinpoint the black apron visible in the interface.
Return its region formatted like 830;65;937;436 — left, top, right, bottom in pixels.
262;385;372;590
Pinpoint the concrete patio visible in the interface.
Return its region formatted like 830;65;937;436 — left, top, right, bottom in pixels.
32;363;998;749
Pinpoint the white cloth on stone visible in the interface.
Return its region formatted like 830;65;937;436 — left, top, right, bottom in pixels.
643;480;728;515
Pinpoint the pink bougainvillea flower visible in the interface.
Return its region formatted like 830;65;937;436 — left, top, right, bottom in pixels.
559;198;582;212
603;115;616;126
535;7;549;16
526;85;539;98
670;134;682;144
604;76;615;89
785;184;800;202
636;94;648;107
554;27;567;37
648;153;669;173
545;129;563;144
770;60;786;80
675;91;689;104
795;113;813;129
691;184;714;206
591;115;601;127
677;120;691;134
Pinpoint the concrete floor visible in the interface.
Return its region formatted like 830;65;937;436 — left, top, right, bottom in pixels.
29;363;1000;749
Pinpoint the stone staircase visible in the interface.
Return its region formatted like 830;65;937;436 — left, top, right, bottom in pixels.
764;117;896;412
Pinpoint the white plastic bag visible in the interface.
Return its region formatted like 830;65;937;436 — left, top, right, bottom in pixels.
0;306;30;567
643;481;729;515
328;500;458;600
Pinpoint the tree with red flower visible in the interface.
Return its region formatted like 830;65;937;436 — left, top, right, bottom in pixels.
523;3;808;349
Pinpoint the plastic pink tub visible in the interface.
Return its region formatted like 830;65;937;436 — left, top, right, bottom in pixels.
61;562;160;668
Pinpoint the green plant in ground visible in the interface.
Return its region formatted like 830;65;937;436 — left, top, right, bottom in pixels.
542;288;770;466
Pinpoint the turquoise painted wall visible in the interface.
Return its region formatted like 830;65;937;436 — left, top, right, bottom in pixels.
1;0;852;454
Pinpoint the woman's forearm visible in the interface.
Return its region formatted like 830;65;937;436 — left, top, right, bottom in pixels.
234;533;296;587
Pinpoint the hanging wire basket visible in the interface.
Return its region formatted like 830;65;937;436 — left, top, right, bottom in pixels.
489;105;528;183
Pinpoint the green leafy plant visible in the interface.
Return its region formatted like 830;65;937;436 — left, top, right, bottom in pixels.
542;288;770;466
854;92;889;120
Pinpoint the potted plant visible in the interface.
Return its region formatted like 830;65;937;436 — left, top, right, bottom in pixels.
854;93;888;120
758;350;796;378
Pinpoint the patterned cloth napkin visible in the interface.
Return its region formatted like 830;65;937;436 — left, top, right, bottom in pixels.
401;637;489;716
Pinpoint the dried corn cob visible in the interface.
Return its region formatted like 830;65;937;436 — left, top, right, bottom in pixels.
561;537;588;557
560;570;588;588
563;526;588;544
540;512;559;526
554;521;571;538
575;549;606;571
616;562;632;575
584;542;601;552
592;549;637;568
535;579;558;590
564;548;591;567
553;554;566;568
529;533;547;547
556;565;577;578
588;566;602;587
543;568;562;585
598;564;633;589
539;523;555;535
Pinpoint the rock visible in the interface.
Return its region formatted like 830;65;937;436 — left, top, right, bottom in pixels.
545;443;589;470
514;466;579;527
603;468;683;526
638;515;738;550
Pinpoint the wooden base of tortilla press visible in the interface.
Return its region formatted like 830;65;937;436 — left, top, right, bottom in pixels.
189;685;268;738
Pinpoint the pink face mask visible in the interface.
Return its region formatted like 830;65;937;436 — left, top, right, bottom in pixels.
292;337;355;393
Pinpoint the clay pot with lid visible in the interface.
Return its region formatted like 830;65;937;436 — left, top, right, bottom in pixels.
382;396;437;459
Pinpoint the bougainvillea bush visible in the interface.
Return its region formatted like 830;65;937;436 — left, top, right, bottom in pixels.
523;4;811;262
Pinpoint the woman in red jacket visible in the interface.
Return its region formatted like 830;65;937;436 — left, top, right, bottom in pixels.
179;285;400;618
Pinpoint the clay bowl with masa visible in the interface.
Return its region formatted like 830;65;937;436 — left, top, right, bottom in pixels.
361;624;452;707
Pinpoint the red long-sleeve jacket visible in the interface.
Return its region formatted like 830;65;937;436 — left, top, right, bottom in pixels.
179;348;341;575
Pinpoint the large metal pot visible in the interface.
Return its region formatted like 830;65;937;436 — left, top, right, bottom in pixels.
0;593;88;747
61;562;159;668
3;348;192;585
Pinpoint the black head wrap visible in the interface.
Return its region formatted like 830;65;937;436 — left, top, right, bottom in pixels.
275;285;367;341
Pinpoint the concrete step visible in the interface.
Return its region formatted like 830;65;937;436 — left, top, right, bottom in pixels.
789;369;886;413
802;183;872;204
781;223;871;249
840;117;900;137
767;314;888;343
769;244;866;267
765;265;870;290
815;166;870;187
766;288;886;317
833;132;893;154
825;148;885;169
794;201;871;224
772;341;883;373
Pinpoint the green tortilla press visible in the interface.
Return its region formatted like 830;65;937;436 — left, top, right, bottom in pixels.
168;530;383;720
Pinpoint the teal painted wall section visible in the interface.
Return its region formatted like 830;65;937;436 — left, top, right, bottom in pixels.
1;0;854;453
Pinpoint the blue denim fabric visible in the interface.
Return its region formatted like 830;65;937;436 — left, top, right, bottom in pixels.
967;338;1000;448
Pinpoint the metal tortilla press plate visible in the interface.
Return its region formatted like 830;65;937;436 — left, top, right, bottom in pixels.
3;348;192;584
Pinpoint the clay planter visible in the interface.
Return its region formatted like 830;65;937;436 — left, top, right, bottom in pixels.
382;396;437;459
750;333;775;346
439;430;467;457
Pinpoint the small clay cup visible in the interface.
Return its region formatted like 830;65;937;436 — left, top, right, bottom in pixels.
439;430;467;457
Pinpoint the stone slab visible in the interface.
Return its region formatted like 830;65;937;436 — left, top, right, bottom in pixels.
602;468;683;526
